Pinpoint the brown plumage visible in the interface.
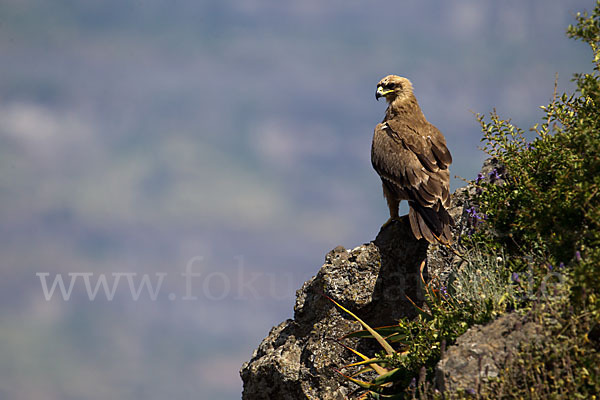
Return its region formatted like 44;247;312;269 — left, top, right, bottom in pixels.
372;75;453;244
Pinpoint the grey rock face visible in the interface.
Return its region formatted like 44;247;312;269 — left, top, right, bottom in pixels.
240;219;428;400
240;159;528;400
241;161;498;398
436;312;545;395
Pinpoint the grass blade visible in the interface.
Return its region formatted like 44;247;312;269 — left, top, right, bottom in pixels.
326;296;395;355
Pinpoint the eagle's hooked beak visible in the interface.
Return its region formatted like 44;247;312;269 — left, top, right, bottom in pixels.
376;86;393;101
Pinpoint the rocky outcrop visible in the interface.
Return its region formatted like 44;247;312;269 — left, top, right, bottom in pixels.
241;158;507;399
240;219;430;400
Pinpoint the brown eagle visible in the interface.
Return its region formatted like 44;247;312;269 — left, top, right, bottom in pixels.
372;75;453;244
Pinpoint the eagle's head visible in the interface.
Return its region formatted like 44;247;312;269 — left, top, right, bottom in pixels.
375;75;413;104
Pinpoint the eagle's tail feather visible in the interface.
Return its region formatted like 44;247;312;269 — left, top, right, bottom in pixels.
408;202;453;245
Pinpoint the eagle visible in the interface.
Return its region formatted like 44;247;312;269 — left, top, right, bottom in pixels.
372;75;453;244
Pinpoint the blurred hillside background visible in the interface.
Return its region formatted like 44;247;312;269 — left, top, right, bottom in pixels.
0;1;593;399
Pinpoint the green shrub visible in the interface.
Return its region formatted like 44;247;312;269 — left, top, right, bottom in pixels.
335;3;600;397
474;3;600;291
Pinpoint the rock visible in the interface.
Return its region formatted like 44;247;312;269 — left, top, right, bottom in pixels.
241;161;499;399
435;312;545;395
240;218;428;400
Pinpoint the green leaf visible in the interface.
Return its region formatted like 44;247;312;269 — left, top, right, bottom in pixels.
326;296;396;356
371;368;405;385
344;325;408;343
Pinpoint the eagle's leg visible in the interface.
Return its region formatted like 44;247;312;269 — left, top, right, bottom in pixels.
381;183;400;229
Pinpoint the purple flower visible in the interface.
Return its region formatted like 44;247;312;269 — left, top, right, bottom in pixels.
575;251;582;262
440;286;448;297
489;169;501;182
466;388;476;395
465;207;486;234
466;207;485;222
548;264;553;271
475;173;484;184
559;262;565;269
511;272;520;283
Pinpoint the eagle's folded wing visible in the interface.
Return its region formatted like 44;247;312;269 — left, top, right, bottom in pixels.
372;122;449;209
